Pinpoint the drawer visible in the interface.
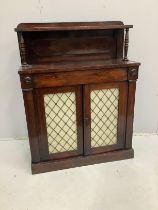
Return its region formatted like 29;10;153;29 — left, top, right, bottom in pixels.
21;68;127;89
20;68;127;89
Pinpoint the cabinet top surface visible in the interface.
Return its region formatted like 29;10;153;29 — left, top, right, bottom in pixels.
18;59;140;74
15;21;133;32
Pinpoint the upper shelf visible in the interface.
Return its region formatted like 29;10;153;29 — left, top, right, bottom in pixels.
15;21;133;32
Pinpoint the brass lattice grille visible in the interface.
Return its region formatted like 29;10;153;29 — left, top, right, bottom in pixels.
44;92;77;154
91;88;119;148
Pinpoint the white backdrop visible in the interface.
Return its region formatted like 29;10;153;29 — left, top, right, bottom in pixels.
0;0;158;138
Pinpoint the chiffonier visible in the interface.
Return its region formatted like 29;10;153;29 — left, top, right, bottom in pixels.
15;21;140;174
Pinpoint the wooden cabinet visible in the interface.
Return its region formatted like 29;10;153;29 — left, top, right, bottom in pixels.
15;21;140;174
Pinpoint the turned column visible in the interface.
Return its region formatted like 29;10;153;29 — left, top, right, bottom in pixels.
17;32;28;66
123;28;129;61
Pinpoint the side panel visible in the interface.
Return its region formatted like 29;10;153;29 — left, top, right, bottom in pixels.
125;67;139;148
22;89;40;163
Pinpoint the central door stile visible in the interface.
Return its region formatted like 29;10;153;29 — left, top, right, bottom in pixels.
83;85;91;155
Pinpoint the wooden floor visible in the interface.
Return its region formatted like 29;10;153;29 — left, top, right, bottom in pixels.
0;135;158;210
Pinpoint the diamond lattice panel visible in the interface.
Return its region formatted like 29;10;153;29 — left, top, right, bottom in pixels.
44;92;77;154
91;88;119;148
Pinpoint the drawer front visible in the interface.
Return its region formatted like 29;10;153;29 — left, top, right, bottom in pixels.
33;68;127;88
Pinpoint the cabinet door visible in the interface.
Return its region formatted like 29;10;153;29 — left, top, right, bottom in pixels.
36;85;83;161
84;82;127;155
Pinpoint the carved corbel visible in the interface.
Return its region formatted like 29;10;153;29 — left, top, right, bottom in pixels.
128;67;139;81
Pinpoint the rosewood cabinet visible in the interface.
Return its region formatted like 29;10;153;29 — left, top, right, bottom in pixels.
15;21;140;174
